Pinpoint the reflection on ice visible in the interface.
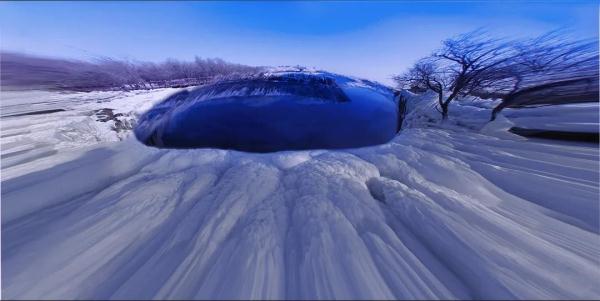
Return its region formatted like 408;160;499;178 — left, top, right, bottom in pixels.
135;69;401;152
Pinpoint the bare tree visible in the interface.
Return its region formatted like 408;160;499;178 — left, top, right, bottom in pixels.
393;58;449;116
1;52;261;91
394;30;517;119
486;32;599;120
395;30;599;121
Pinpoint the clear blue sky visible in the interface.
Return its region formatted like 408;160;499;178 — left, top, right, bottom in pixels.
1;1;597;84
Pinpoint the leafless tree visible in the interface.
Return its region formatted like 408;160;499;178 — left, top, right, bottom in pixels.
1;52;261;91
394;30;517;119
393;58;449;116
486;32;599;120
394;30;599;121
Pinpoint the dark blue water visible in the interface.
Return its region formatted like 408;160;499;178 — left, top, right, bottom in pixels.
135;73;399;152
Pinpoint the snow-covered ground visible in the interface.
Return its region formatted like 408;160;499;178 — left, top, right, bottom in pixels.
0;88;185;170
1;88;599;299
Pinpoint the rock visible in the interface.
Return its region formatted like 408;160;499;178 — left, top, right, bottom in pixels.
94;108;134;133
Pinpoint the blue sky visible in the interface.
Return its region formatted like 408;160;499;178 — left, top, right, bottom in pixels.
1;1;597;84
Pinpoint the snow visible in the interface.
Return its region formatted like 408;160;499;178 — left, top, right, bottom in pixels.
0;88;186;170
504;102;599;133
1;88;599;299
400;90;599;136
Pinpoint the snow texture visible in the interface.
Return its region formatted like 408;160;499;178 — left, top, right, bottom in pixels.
1;86;599;300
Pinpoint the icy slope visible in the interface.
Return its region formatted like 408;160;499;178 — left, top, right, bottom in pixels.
2;130;599;299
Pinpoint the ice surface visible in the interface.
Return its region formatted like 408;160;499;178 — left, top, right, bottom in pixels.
1;87;599;299
135;70;399;152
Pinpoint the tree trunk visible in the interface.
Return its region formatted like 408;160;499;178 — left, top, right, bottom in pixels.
441;102;449;120
435;90;449;120
491;95;513;121
440;94;456;120
490;102;507;121
490;77;597;121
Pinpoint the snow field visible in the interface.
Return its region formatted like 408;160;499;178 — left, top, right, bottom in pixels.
1;88;599;299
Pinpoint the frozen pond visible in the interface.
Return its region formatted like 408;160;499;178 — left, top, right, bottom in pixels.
135;70;400;152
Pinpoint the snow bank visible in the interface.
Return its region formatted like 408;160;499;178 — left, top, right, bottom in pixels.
401;90;599;136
